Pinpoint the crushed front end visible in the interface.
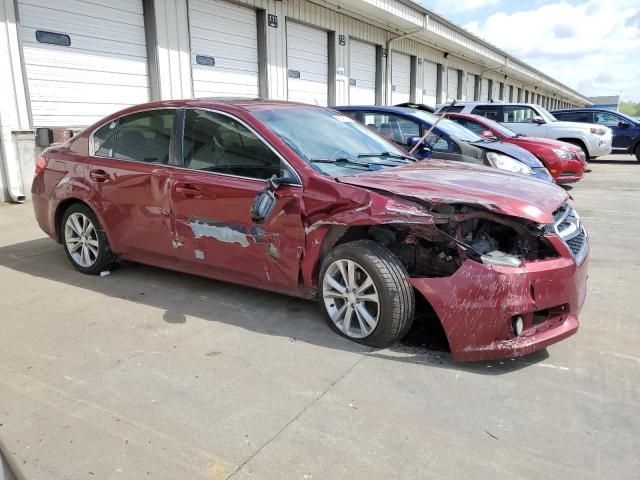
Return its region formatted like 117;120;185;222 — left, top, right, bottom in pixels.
365;202;589;361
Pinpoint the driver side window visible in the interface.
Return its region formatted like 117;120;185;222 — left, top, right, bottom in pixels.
182;109;282;180
594;112;620;125
361;112;420;144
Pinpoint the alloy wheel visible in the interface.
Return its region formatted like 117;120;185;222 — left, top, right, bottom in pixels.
322;259;380;338
64;212;99;268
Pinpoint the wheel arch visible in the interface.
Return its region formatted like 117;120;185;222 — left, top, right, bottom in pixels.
54;198;114;251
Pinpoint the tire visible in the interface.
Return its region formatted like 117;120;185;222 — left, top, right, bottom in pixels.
61;203;114;274
635;144;640;162
318;240;415;348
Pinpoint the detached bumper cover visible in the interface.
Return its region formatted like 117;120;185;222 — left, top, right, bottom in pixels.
408;238;588;361
587;132;613;157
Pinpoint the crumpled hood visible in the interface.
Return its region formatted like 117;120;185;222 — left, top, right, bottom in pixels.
337;160;569;224
469;140;544;168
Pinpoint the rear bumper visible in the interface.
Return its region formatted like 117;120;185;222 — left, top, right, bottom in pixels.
408;240;589;362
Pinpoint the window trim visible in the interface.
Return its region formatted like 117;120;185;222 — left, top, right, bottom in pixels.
89;106;302;186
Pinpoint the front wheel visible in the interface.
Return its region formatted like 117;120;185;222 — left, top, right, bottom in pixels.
319;240;415;348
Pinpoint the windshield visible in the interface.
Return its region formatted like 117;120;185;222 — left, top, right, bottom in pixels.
411;110;484;142
252;107;409;176
475;116;518;138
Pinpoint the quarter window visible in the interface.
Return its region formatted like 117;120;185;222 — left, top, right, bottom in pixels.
92;120;118;157
503;106;538;123
182;109;281;180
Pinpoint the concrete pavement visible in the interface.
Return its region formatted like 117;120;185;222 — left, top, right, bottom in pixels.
0;156;638;479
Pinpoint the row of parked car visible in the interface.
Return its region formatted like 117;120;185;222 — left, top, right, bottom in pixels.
32;98;590;362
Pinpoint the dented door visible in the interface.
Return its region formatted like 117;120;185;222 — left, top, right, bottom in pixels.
170;108;305;291
170;171;304;291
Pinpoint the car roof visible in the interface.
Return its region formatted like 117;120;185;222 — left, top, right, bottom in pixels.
333;105;432;117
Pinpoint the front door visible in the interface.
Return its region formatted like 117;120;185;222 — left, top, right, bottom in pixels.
170;108;305;292
87;109;176;261
593;111;633;151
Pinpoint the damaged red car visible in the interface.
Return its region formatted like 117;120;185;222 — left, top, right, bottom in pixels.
32;100;589;361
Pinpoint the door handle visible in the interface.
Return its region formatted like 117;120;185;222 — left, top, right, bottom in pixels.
89;169;109;182
175;184;203;198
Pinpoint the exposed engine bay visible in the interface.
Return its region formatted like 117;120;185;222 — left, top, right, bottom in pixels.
364;204;557;278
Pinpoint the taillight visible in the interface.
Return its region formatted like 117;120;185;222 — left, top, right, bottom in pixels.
35;155;47;175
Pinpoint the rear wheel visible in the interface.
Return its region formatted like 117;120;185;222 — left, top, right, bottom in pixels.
635;144;640;162
319;240;415;348
61;203;114;274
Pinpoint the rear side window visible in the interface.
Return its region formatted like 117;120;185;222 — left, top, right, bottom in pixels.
114;110;174;164
555;111;592;122
182;109;281;180
470;105;499;121
92;110;175;164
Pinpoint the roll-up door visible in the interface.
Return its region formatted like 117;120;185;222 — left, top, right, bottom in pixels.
189;0;259;98
422;61;437;106
17;0;150;127
349;39;376;105
466;74;476;101
480;78;490;101
447;69;459;100
287;22;328;106
391;51;411;104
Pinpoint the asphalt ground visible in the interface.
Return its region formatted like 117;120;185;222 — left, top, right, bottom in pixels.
0;155;638;479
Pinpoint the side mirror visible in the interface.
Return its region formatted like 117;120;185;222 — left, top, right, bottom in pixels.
480;130;496;138
532;116;545;124
250;175;284;224
406;136;431;151
618;121;631;128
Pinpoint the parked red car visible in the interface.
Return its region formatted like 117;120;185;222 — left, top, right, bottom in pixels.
32;100;589;361
444;113;587;184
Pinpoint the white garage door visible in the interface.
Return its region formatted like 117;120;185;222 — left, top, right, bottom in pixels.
287;22;328;106
189;0;258;98
349;39;376;105
466;74;476;101
422;61;437;106
17;0;150;127
391;51;411;104
480;78;490;101
447;69;459;101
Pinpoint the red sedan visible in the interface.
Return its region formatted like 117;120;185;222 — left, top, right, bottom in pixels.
32;99;588;361
444;113;586;184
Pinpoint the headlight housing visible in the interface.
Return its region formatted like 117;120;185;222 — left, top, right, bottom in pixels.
589;127;608;135
486;152;533;175
552;148;574;160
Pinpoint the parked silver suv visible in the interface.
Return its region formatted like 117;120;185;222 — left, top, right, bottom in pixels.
435;102;613;159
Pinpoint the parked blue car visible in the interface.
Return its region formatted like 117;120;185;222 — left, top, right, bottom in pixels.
333;105;553;181
552;108;640;161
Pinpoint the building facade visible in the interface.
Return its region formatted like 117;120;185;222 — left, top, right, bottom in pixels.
0;0;591;202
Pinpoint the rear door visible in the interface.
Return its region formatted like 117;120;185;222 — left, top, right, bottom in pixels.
87;109;176;260
170;108;305;291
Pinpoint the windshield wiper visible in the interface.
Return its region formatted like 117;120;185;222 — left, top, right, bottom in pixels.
356;152;415;162
309;157;404;168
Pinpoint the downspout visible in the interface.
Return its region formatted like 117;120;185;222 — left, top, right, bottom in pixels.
384;28;423;105
0;112;26;203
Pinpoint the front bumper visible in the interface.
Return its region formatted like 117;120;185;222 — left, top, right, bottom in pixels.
408;236;588;362
554;158;586;184
587;132;613;157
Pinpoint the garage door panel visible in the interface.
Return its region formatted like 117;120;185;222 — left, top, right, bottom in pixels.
287;22;328;106
447;68;459;100
349;39;376;105
189;0;259;98
391;51;411;104
423;60;437;106
18;0;150;127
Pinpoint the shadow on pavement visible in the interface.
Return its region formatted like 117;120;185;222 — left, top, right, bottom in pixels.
0;237;550;376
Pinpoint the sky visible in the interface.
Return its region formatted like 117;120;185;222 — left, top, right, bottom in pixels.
418;0;640;102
